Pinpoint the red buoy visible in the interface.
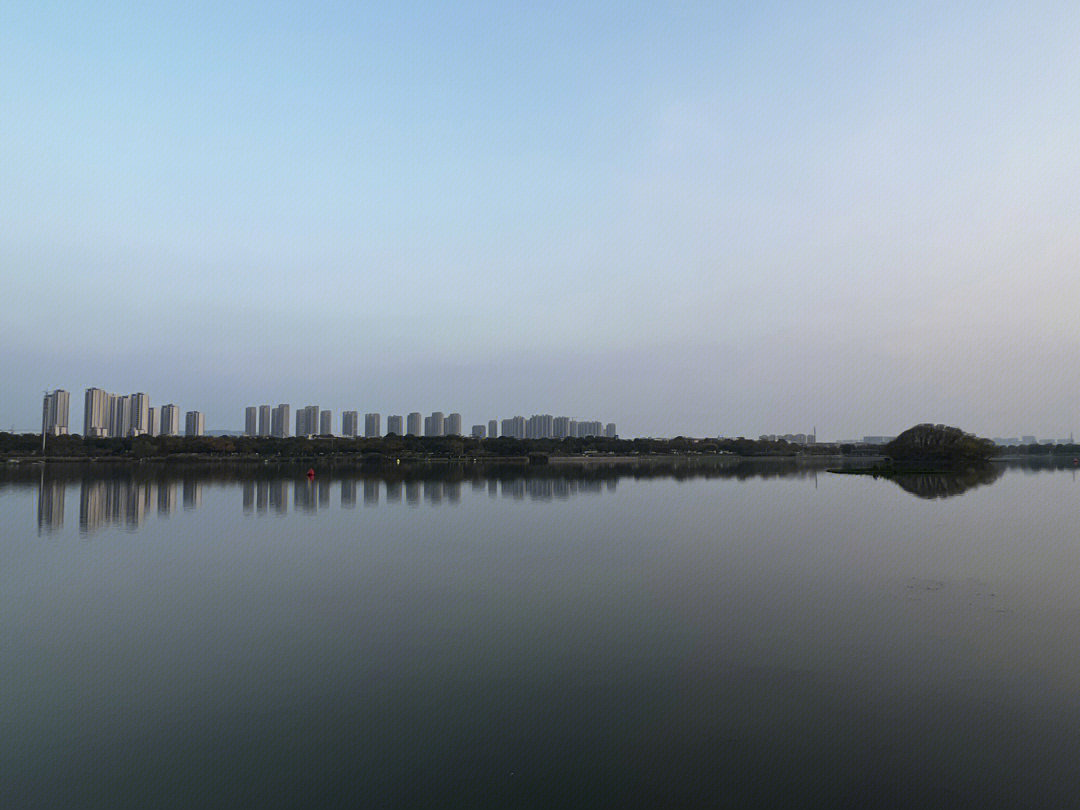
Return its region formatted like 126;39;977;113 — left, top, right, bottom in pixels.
306;468;316;479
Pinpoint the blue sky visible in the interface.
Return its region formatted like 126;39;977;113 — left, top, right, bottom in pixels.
3;1;1079;438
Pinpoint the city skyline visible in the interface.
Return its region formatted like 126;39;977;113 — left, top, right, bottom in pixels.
23;386;1076;444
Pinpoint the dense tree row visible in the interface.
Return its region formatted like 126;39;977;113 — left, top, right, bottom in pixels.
3;431;844;459
7;428;1068;461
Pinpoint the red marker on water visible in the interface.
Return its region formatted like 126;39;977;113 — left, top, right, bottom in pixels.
307;468;316;479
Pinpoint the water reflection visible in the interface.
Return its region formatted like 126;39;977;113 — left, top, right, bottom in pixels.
14;455;1033;534
888;464;1004;499
36;475;65;533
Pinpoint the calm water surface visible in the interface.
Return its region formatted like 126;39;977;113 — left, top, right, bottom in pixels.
3;459;1080;808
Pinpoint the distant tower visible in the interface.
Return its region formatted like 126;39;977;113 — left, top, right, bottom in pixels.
42;389;70;436
342;410;359;437
365;412;381;438
185;411;205;437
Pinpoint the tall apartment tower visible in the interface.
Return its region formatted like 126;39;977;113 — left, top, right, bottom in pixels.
342;410;359;437
258;405;271;437
605;423;617;438
488;419;497;439
160;404;180;436
445;413;462;436
108;395;131;438
553;416;571;439
365;413;381;438
471;424;486;438
185;411;205;437
148;407;160;437
426;412;444;437
526;414;553;439
130;393;150;436
319;410;333;435
406;412;422;436
387;415;403;436
84;388;110;437
271;404;290;438
245;407;258;437
42;389;70;436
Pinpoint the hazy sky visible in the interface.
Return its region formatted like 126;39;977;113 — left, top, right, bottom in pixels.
3;2;1079;438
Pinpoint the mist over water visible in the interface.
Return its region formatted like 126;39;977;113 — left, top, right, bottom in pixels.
4;460;1080;807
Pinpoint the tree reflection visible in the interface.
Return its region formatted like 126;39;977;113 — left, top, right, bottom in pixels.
887;464;1003;499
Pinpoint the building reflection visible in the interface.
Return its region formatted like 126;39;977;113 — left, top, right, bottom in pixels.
158;481;176;515
294;478;317;513
79;478;158;533
182;479;202;510
37;477;66;533
341;479;357;508
386;480;402;503
424;480;442;504
269;480;288;514
364;479;379;506
26;456;790;533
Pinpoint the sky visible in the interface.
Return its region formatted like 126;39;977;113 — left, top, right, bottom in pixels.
3;1;1080;439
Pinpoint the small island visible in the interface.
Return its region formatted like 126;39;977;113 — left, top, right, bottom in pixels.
882;423;997;466
830;423;997;482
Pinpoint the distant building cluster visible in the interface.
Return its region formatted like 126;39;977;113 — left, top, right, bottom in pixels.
41;388;204;438
243;405;616;440
992;435;1074;446
758;432;816;444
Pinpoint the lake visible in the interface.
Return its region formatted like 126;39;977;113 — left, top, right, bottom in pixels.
3;458;1080;808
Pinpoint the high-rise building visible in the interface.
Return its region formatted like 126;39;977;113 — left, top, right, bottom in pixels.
160;404;180;436
605;423;617;439
342;410;359;437
387;415;403;436
185;411;205;437
471;424;486;438
445;413;462;436
406;412;422;436
271;404;290;438
108;395;132;438
365;413;381;437
296;405;319;437
488;419;498;439
320;410;333;435
258;405;271;437
553;416;571;439
84;388;110;437
130;393;150;436
526;414;553;439
148;407;160;437
41;389;70;436
245;407;258;437
578;420;602;437
426;412;444;437
501;416;525;439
